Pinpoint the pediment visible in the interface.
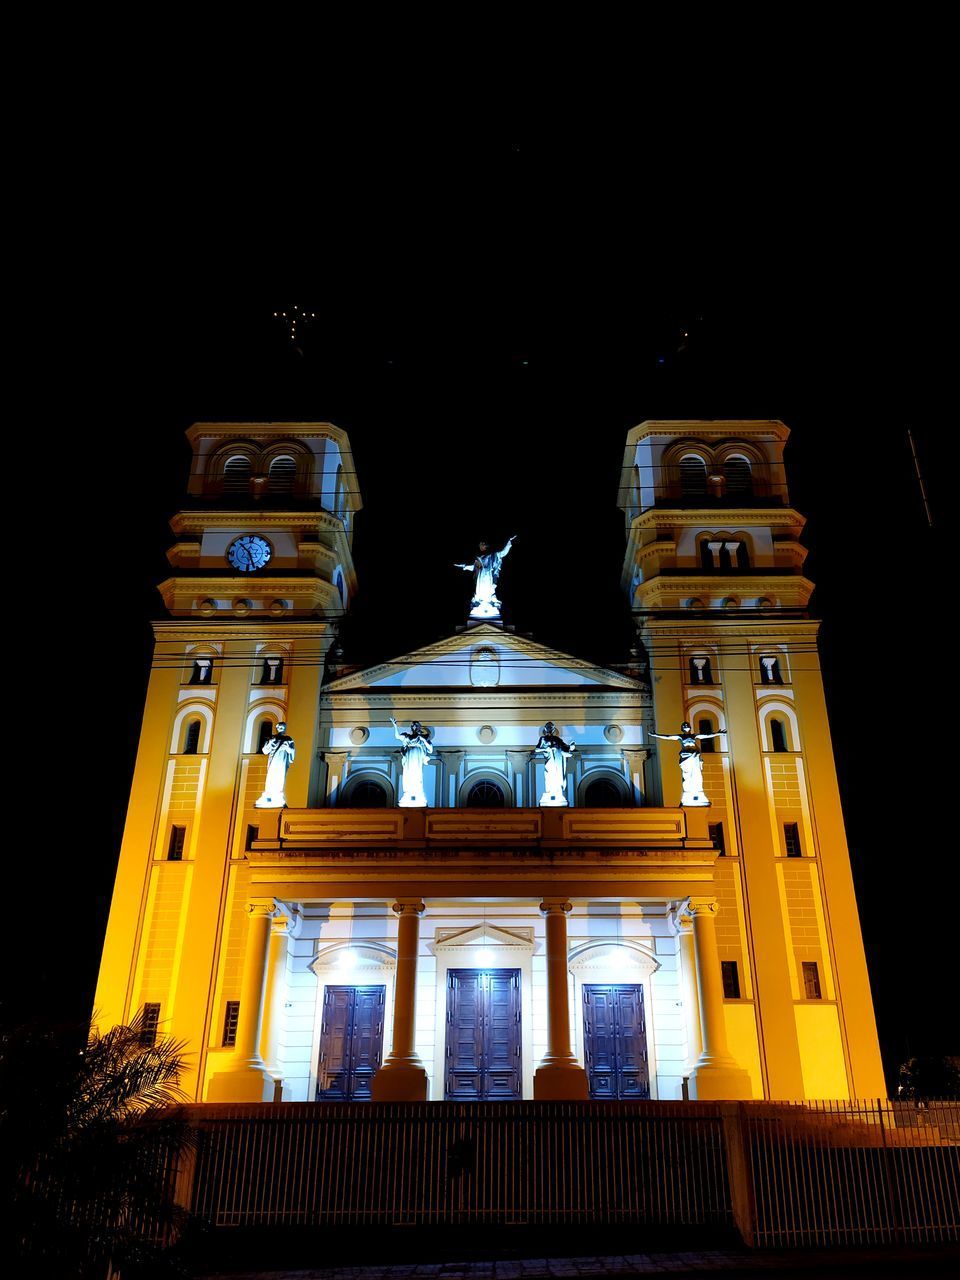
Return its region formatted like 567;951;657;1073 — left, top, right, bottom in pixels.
430;923;536;954
324;624;640;693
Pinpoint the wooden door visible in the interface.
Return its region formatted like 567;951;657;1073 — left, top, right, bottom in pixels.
317;984;385;1100
582;983;650;1100
445;968;522;1100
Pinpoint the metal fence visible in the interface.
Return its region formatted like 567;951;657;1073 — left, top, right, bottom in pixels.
745;1099;960;1248
187;1101;732;1230
181;1099;960;1248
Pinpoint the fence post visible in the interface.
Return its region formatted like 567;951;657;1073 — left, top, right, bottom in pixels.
720;1102;756;1248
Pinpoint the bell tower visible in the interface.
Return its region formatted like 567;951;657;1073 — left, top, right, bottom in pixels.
94;423;361;1102
619;421;885;1101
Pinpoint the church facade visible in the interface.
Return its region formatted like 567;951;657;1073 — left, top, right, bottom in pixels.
94;419;885;1108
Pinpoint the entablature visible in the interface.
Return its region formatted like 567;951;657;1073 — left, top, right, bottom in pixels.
244;806;718;901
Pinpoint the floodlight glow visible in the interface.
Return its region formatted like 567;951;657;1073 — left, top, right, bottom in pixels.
477;948;496;966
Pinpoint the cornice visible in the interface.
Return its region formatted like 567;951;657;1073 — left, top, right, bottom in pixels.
632;575;815;606
626;507;806;531
187;421;350;446
169;510;345;533
624;420;790;446
319;691;652;709
152;620;336;641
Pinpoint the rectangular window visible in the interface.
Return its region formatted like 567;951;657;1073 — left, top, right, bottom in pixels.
139;1003;161;1046
802;961;822;1000
245;824;260;851
167;825;186;861
222;1000;241;1047
708;822;726;856
721;960;741;999
261;657;283;684
783;822;802;857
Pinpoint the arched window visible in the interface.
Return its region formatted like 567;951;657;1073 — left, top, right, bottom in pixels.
689;656;713;684
344;779;389;808
697;716;717;752
680;455;708;499
770;718;789;753
724;455;753;497
268;455;297;493
256;719;274;752
183;719;202;754
584;778;624;807
466;780;505;808
222;454;251;493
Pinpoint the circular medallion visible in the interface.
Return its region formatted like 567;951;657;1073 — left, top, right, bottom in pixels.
227;535;272;573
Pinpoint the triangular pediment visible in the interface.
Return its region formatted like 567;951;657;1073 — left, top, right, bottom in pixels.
324;624;641;693
430;923;536;954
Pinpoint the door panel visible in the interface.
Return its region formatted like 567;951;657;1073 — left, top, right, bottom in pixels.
445;969;522;1100
582;983;650;1100
317;984;385;1101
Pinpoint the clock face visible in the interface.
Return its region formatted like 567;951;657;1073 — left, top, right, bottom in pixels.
227;535;272;573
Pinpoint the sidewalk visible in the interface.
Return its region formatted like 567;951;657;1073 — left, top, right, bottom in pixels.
201;1244;960;1279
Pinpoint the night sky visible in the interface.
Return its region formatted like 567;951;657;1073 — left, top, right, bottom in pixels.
15;127;953;1087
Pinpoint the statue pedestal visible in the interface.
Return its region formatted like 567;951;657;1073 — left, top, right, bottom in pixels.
398;794;426;807
539;793;568;807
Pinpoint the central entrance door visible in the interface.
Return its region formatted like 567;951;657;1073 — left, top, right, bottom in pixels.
582;983;650;1099
445;968;522;1100
316;984;385;1100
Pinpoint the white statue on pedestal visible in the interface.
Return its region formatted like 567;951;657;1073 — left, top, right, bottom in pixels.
533;722;576;807
454;536;517;619
649;721;723;807
255;722;296;808
391;717;433;807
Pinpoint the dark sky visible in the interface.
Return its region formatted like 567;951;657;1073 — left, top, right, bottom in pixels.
14;117;953;1087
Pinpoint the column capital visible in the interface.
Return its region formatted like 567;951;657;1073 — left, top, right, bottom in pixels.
246;898;277;920
539;898;573;916
671;903;695;933
684;896;719;918
392;899;426;916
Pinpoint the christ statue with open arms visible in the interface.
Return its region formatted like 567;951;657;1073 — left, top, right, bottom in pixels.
454;535;517;619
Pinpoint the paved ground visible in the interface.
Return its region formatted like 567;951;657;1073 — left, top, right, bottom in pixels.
200;1245;960;1278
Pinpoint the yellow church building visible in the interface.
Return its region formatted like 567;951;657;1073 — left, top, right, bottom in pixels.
94;419;886;1109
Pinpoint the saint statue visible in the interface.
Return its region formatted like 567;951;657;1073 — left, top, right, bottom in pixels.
649;721;723;807
390;717;433;807
454;536;517;619
255;721;296;809
532;721;576;807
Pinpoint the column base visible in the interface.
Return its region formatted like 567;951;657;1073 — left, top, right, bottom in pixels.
370;1061;429;1101
687;1060;754;1100
533;1060;590;1100
206;1061;276;1103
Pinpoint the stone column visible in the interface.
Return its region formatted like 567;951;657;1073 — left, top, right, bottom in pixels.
371;899;429;1100
208;899;277;1102
624;748;654;806
323;751;350;804
507;750;531;807
674;906;702;1072
534;899;589;1099
437;751;464;807
260;910;299;1088
686;897;752;1100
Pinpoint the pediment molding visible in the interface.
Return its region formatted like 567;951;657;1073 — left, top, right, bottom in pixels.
430;923;536;954
323;624;644;694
